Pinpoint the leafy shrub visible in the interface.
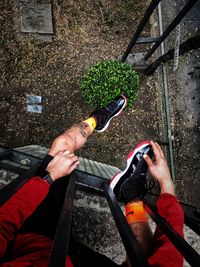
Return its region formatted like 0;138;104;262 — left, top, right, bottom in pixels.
81;60;139;108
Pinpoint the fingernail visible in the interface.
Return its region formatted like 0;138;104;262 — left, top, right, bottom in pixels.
143;154;148;158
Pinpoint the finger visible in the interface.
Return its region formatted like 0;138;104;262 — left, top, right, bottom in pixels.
61;150;70;156
56;150;65;155
63;152;75;158
155;142;164;158
68;155;79;163
68;161;79;173
150;141;162;161
143;154;154;167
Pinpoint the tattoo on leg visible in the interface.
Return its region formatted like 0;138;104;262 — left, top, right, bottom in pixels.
78;122;90;138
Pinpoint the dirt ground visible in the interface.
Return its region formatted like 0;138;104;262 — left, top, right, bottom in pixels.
0;0;162;169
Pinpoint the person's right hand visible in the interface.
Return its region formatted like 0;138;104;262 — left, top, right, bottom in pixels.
144;141;175;195
46;150;79;181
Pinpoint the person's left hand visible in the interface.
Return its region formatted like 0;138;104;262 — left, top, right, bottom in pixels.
46;150;79;181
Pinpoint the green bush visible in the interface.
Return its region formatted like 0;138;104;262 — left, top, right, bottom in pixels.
81;60;139;108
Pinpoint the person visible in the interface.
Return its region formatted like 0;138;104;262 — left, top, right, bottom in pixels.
0;95;184;267
110;140;184;267
0;95;127;266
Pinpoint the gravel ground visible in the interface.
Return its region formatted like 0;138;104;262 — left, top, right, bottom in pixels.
0;0;161;169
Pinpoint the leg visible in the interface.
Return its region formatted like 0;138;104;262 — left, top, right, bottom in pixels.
127;222;153;266
21;96;127;237
129;221;152;253
48;95;127;156
126;201;153;254
20;122;93;238
48;121;94;156
124;200;153;267
110;141;154;265
19;176;70;238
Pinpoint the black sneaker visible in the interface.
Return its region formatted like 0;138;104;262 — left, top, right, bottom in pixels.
110;141;154;203
91;95;127;132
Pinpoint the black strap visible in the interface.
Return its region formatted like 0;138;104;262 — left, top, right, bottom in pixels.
43;174;54;185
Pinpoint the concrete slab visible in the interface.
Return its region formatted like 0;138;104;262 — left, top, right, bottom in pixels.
27;104;43;113
36;34;53;42
20;3;53;34
119;53;148;72
26;95;42;104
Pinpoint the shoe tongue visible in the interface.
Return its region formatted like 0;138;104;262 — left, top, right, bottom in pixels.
101;102;115;114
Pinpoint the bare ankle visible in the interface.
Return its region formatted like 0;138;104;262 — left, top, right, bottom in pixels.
79;122;92;137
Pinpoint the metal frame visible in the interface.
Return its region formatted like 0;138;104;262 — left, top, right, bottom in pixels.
121;0;161;63
121;0;199;185
0;162;41;206
143;35;200;75
48;173;77;267
1;149;200;266
103;183;150;267
144;200;200;267
144;0;199;60
121;0;199;72
47;173;200;266
0;1;200;265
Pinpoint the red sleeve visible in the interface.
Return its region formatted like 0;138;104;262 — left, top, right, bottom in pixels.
0;176;50;258
148;193;184;267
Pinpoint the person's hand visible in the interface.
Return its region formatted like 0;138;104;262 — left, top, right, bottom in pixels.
144;141;175;195
46;150;79;181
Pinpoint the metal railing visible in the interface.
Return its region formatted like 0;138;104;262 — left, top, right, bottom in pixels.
0;150;200;266
121;0;199;72
49;171;200;267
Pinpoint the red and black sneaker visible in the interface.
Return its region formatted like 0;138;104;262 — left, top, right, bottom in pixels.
90;95;127;132
110;141;154;203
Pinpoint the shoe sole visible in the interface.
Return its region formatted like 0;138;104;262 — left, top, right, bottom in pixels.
95;95;127;133
110;141;151;191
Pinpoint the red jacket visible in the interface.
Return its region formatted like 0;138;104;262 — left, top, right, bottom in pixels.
0;176;184;267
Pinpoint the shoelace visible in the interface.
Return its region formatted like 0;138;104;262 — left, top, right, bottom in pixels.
95;101;118;122
106;100;118;111
145;178;155;192
138;174;156;200
138;178;155;199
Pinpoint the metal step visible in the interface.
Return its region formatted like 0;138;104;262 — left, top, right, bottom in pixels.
0;146;121;186
15;145;121;179
77;157;120;179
